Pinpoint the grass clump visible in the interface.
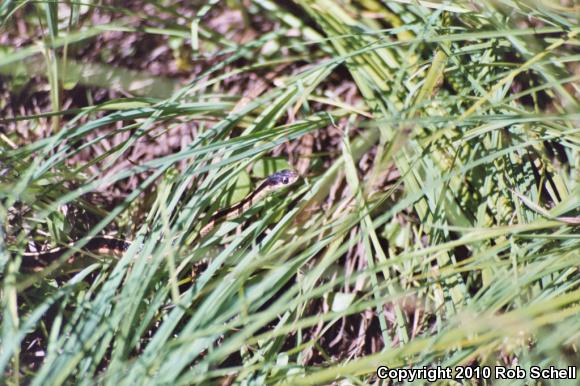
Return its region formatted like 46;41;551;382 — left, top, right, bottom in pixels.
0;1;578;384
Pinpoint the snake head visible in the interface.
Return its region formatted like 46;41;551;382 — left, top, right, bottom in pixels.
266;169;299;188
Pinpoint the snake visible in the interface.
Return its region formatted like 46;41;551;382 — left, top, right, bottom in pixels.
21;169;300;270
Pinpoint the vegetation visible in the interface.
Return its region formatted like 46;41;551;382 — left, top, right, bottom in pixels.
1;1;578;384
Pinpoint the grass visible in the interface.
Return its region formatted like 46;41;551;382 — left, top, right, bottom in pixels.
1;1;579;385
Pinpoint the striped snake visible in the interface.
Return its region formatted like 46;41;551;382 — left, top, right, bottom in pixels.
22;170;300;269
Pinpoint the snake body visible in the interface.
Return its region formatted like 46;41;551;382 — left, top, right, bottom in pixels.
22;170;299;268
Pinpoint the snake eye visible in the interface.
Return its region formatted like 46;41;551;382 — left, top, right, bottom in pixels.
282;177;289;184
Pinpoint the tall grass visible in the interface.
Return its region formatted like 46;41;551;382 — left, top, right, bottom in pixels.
1;1;578;384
